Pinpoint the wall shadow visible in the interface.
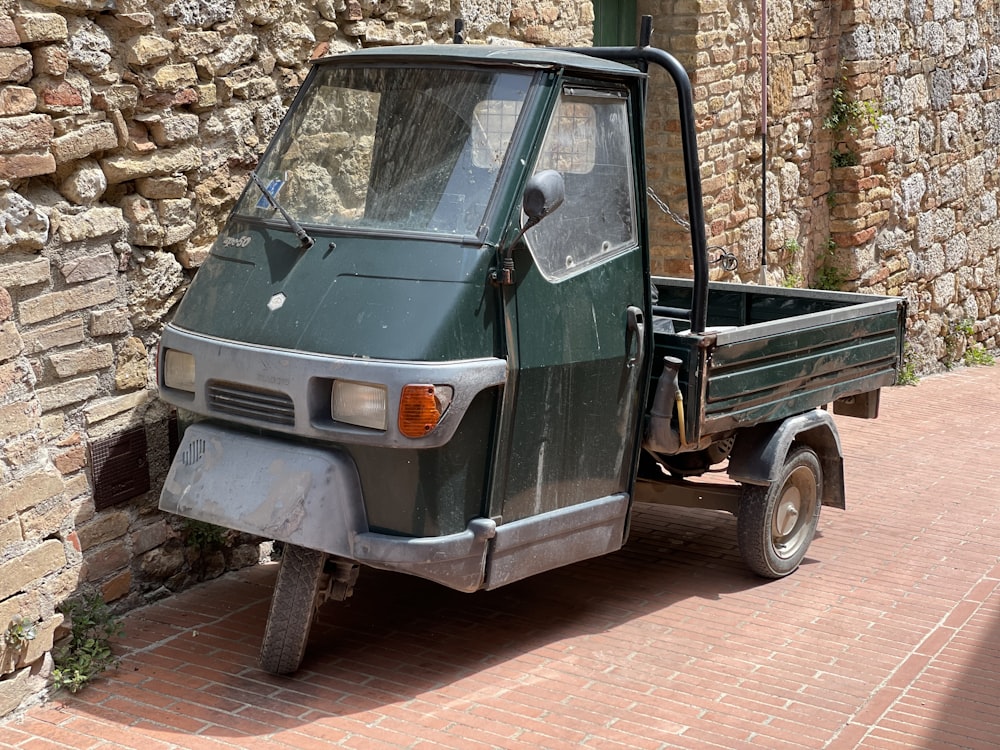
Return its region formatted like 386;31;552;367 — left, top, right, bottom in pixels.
917;596;1000;749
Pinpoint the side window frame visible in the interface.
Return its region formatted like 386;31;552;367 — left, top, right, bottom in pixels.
524;84;638;282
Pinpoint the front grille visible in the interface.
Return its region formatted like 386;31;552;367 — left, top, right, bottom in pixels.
207;381;295;426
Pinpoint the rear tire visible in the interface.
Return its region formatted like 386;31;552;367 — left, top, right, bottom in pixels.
259;544;327;675
737;446;822;578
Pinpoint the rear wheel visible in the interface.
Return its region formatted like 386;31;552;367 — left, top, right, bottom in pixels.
737;446;822;578
259;544;328;674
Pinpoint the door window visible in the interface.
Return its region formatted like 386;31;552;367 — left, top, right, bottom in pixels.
526;88;637;281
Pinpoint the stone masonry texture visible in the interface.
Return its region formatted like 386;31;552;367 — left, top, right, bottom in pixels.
641;0;1000;369
0;0;997;720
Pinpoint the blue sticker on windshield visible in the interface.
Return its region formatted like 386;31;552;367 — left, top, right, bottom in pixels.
256;179;284;208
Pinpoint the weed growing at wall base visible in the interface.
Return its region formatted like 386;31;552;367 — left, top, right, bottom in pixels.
943;319;976;369
184;518;228;549
964;345;995;367
896;344;920;386
52;592;124;694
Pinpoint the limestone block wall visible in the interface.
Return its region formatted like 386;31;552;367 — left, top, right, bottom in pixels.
833;0;1000;366
0;0;592;717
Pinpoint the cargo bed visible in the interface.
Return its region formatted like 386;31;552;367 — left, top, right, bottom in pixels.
648;277;906;448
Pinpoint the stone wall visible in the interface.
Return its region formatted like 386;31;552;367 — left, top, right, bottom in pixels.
833;0;1000;367
0;0;593;717
640;0;999;368
638;0;844;280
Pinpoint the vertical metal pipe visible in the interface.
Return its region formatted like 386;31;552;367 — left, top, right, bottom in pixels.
759;0;769;285
639;15;653;47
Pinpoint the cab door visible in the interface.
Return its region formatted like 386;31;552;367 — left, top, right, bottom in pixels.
485;83;650;588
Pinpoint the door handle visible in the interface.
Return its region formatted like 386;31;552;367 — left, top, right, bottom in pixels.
625;306;644;369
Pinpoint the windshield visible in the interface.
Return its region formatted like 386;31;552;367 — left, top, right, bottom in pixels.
236;64;533;237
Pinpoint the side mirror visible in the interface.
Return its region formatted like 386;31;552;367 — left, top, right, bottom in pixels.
522;169;565;227
494;170;565;287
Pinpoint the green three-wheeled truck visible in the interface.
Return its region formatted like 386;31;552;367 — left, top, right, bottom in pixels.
157;22;906;673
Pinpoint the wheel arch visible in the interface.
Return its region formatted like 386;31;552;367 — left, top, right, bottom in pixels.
727;409;846;510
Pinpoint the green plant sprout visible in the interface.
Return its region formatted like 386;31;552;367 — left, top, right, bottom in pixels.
824;82;880;135
782;272;803;288
4;615;37;650
183;519;228;549
52;592;124;694
896;344;920;386
964;345;995;367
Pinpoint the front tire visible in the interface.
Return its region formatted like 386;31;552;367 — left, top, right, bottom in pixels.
737;446;822;578
259;544;328;675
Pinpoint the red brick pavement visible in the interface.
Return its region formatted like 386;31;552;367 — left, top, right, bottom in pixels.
2;365;999;749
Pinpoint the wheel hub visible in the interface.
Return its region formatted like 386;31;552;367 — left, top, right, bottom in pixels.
771;464;818;559
774;489;802;537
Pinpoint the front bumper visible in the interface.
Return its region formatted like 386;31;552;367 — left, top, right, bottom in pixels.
160;422;496;592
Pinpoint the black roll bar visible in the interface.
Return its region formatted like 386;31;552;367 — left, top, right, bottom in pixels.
561;20;709;334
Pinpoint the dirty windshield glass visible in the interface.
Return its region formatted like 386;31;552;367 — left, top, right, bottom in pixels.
236;65;533;237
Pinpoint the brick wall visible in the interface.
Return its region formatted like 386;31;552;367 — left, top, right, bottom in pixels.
640;0;999;366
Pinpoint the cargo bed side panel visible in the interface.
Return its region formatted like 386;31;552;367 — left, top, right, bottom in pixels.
648;277;905;443
702;305;903;433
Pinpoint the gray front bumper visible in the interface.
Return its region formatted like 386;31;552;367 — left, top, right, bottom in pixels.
160;422;495;592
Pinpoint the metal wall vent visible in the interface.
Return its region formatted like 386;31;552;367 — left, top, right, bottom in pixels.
90;426;150;510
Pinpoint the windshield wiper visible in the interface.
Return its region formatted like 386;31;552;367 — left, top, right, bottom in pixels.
249;172;315;250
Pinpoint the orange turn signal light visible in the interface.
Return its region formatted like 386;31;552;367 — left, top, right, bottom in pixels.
398;384;452;438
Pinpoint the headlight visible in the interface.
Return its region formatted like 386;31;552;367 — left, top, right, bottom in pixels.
331;380;388;430
163;349;196;392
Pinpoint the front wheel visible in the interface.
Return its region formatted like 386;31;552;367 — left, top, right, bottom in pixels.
259;544;328;675
737;446;822;578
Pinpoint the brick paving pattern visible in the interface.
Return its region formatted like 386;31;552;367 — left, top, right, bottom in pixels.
1;365;998;749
